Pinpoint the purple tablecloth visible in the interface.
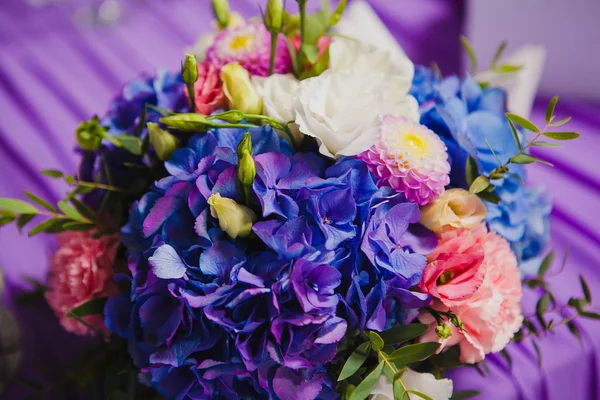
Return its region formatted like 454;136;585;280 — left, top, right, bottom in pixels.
0;1;598;399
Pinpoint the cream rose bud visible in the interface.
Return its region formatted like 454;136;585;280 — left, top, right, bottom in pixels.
293;69;418;158
370;369;453;400
252;74;302;141
208;193;257;239
420;188;487;233
220;63;263;114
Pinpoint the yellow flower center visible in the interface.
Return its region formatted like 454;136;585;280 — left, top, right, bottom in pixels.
229;34;254;51
401;131;428;157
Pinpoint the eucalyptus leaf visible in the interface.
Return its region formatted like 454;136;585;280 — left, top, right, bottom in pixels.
510;154;537;164
546;96;558;124
459;35;477;74
70;198;96;221
506;113;540;133
24;191;57;212
580;275;591;303
491;40;508;67
379;323;429;346
58;201;83;220
68;297;108;318
531;141;561;147
0;213;16;226
501;349;513;370
388;342;440;365
476;191;501;204
536;294;550;315
407;390;433;400
28;217;64;237
41;169;64;178
580;311;600;320
338;342;370;381
542;131;580;141
114;135;143;155
63;221;95;232
532;340;542;367
469;176;490;194
465;156;479;186
549;116;572;127
393;379;405;400
349;361;384;400
0;198;38;214
538;251;554;277
566;321;581;342
450;390;481;400
492;64;522;74
507;119;521;150
369;331;384;351
17;214;36;233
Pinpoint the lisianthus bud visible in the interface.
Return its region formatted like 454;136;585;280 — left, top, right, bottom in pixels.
208;193;257;238
76;116;106;151
264;0;284;33
420;188;487;233
147;123;179;161
181;54;199;85
220;63;263;114
218;110;245;124
211;0;230;30
236;133;256;187
435;324;452;340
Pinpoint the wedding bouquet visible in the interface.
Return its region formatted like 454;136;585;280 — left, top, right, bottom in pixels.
1;1;597;399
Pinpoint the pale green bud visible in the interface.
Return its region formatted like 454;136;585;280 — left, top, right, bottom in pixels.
220;63;263;114
264;0;284;33
76;115;106;151
181;54;199;86
217;110;245;124
435;324;452;340
147;123;179;161
236;132;256;187
211;0;230;30
208;193;257;238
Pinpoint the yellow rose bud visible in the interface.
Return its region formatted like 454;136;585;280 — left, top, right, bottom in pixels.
420;188;487;233
220;63;263;115
207;193;257;239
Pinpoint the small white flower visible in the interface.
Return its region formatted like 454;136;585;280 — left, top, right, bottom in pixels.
293;69;418;158
370;369;453;400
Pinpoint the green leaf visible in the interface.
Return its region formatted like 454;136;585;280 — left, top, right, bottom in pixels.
536;294;550;315
24;191;57;212
491;40;508;67
63;221;95;232
542;131;580;141
459;35;477;74
501;349;513;370
114;135;143;155
70;198;96;221
465;155;479;186
28;217;64;237
546;96;558;124
58;201;83;220
68;297;108;318
0;211;16;226
538;251;554;277
510;154;537;164
580;311;600;320
450;390;481;400
379;323;429;346
549;116;571;127
0;198;39;214
327;0;347;26
506;113;540;133
369;331;384;351
64;175;75;186
469;176;490;194
393;379;405;400
492;64;522;74
532;339;542;367
388;342;441;365
477;191;501;204
580;275;591;303
16;214;36;233
302;44;320;64
41;169;64;178
338;342;370;381
567;321;581;343
408;390;433;400
531;141;561;147
349;361;384;400
507;119;521;151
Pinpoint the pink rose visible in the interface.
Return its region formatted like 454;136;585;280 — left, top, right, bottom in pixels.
419;224;523;364
419;225;487;307
185;61;227;115
45;231;120;336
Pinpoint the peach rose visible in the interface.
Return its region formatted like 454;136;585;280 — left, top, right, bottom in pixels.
419;188;486;233
45;231;120;336
185;61;227;115
419;224;523;363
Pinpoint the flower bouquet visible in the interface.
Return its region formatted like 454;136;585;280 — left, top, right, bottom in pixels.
1;1;597;399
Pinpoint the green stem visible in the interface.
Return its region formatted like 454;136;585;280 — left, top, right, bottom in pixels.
74;180;127;193
298;0;307;67
269;31;277;76
187;83;196;112
376;349;409;397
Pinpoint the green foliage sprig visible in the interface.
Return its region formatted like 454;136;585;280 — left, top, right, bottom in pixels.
466;96;580;202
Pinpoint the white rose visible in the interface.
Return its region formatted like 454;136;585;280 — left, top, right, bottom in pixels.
370;369;453;400
293;69;418;158
252;74;302;142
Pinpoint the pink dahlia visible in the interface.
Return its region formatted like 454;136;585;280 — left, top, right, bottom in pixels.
206;23;292;77
419;224;523;363
45;231;120;336
359;115;450;206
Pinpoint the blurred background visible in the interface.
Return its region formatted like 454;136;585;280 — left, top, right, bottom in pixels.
0;0;599;398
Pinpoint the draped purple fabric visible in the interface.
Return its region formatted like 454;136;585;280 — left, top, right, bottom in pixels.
0;1;598;399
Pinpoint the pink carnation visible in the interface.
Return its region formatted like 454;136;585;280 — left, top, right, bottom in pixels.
359;116;450;206
185;61;227;115
419;224;523;363
45;231;120;336
206;23;292;76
